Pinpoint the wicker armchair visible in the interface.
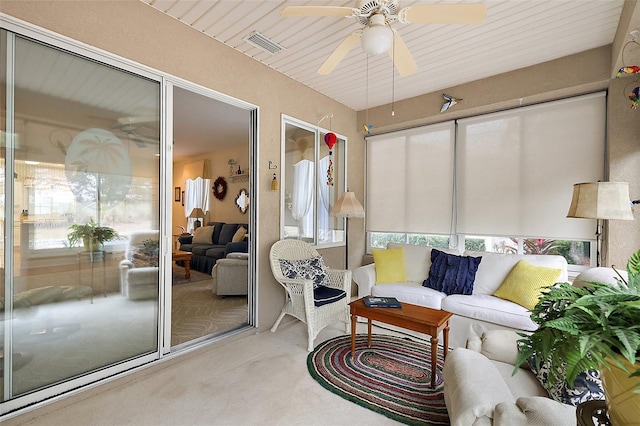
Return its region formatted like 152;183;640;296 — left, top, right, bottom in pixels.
269;239;352;351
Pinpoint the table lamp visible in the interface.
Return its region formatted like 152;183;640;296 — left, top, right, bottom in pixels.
189;207;206;230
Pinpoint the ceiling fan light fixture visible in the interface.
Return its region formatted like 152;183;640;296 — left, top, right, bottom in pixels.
361;14;392;55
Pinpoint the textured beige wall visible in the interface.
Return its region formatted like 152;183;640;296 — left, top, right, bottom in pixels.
0;0;362;331
607;77;640;267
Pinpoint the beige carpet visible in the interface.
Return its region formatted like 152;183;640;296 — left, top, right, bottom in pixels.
171;279;247;346
6;320;410;425
3;268;248;398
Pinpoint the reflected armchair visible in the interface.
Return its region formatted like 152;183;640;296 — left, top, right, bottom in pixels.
269;239;351;351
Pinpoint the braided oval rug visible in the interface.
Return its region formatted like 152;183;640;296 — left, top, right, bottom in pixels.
307;334;449;425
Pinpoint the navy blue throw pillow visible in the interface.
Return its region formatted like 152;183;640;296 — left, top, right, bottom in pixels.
422;249;482;295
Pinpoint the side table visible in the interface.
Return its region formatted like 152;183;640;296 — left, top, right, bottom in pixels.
77;251;106;298
576;400;610;426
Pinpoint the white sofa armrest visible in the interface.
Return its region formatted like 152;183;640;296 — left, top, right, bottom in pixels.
352;263;377;298
444;348;516;426
477;330;524;367
494;397;576;426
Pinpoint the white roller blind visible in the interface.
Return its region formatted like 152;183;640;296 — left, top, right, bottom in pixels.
366;121;455;234
456;92;605;240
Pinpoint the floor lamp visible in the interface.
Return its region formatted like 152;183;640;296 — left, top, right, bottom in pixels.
566;182;634;266
331;191;365;270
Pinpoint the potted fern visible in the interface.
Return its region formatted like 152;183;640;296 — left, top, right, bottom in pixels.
68;218;118;252
515;248;640;424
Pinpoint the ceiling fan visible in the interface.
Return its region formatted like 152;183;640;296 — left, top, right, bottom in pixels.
281;1;486;76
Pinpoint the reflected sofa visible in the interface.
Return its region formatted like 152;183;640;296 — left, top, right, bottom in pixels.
119;230;160;300
178;222;248;274
212;252;248;296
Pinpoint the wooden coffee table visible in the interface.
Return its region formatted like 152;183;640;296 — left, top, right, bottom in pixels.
350;298;453;388
172;250;192;279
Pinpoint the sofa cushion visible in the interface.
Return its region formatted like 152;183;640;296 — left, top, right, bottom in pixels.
491;360;549;399
423;249;482;295
442;294;538;331
232;226;247;242
493;260;562;310
207;221;225;244
387;243;460;283
372;248;406;284
463;251;568;295
205;246;226;258
191;245;216;256
371;282;445;310
218;223;239;245
279;256;329;289
192;225;214;244
528;359;604;406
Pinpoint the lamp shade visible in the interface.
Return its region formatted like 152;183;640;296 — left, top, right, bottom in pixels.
361;14;392;55
188;207;206;219
331;192;365;218
566;182;633;220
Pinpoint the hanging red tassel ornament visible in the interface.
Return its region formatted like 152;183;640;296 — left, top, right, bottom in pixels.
324;133;337;186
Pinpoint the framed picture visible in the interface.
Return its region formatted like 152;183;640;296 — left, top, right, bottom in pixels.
174;187;181;202
181;191;185;206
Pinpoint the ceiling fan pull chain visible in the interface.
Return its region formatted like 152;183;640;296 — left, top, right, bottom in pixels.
391;32;395;117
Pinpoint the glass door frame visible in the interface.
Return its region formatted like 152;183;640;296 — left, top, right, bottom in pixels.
1;13;258;416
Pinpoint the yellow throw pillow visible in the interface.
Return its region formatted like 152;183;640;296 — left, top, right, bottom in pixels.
372;248;406;284
192;225;214;244
232;226;247;242
493;260;562;310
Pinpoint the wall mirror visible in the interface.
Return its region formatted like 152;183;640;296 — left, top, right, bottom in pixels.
281;115;346;247
236;188;249;214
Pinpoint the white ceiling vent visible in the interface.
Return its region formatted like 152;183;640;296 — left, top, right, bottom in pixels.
243;31;285;54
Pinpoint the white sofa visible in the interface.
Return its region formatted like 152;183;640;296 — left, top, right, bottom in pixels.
352;243;568;348
443;330;576;425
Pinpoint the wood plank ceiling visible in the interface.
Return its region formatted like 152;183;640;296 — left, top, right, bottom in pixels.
141;0;627;111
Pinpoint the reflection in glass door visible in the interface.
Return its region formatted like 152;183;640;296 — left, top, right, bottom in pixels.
1;31;161;404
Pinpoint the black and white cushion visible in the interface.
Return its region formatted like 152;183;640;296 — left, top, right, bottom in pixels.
279;256;330;289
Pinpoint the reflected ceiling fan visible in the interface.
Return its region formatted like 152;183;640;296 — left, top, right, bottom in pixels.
112;116;159;148
281;0;486;76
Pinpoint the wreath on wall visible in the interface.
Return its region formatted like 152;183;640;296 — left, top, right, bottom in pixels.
213;176;228;200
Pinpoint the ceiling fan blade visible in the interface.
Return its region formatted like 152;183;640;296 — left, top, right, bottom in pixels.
388;32;417;77
281;6;357;18
318;31;362;75
399;3;487;24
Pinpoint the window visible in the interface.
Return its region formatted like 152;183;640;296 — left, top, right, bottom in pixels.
281;115;346;247
366;93;605;271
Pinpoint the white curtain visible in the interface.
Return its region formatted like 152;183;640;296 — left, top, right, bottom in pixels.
291;159;314;239
317;155;332;242
184;177;210;232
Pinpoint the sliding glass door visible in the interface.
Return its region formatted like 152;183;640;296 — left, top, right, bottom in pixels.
1;30;161;405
